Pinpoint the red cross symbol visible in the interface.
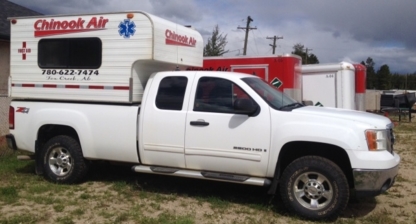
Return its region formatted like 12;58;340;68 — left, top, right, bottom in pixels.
17;42;31;60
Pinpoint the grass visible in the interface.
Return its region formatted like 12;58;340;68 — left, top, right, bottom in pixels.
0;116;415;223
0;186;19;204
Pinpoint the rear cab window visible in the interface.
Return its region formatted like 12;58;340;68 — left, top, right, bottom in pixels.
155;76;188;110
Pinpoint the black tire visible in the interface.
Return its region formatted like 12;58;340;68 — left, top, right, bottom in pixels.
41;135;88;184
279;156;349;220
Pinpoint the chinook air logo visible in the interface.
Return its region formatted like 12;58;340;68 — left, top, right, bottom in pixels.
118;19;136;38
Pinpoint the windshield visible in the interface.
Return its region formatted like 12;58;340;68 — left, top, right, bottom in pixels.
242;77;303;111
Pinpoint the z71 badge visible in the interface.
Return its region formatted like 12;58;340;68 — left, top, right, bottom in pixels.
16;107;30;114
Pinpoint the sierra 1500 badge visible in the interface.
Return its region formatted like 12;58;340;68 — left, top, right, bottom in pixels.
233;146;267;152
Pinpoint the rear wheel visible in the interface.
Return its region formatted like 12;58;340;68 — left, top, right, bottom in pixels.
279;156;349;220
41;135;88;184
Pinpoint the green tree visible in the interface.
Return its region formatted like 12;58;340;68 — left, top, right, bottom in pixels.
390;73;405;89
291;43;319;64
377;64;391;90
362;57;377;89
203;25;229;56
406;73;416;90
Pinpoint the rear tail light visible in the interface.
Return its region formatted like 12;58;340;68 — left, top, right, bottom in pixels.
9;106;14;130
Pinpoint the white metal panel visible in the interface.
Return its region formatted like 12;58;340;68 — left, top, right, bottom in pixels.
302;62;355;73
302;62;356;110
355;93;365;111
339;69;355;109
302;73;336;107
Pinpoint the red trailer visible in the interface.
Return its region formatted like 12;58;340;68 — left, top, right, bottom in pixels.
187;54;302;102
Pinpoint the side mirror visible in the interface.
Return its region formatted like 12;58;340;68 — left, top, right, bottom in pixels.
302;100;313;106
234;98;259;116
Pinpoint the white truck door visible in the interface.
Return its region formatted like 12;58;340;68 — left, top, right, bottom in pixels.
184;76;271;176
140;74;193;168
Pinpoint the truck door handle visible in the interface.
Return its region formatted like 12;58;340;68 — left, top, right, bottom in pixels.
190;121;209;126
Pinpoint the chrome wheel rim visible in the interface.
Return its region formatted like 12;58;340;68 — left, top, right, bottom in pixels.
48;147;73;176
293;172;333;210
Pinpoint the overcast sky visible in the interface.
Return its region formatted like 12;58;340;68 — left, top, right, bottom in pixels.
10;0;416;74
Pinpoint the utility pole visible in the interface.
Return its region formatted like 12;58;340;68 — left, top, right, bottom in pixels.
266;36;283;54
238;16;256;55
305;48;312;64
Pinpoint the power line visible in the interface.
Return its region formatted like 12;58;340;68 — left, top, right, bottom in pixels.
305;48;313;64
237;16;257;55
251;29;259;54
267;36;283;54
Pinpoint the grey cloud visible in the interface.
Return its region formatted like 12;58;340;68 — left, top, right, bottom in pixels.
150;0;202;23
9;0;153;15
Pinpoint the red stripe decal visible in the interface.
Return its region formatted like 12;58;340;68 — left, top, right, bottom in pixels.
88;85;104;89
12;83;129;90
65;85;80;89
43;84;57;88
114;86;130;90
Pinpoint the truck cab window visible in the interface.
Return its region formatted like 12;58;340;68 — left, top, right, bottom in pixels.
194;77;253;113
38;38;102;68
156;76;188;110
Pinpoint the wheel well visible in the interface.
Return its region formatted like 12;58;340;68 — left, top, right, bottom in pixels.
277;141;354;189
37;125;80;151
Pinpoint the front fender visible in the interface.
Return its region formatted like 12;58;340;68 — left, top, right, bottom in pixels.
266;111;365;177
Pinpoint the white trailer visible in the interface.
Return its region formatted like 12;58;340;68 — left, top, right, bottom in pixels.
8;11;203;103
302;62;366;111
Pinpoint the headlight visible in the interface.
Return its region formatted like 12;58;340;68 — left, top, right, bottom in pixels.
365;129;392;151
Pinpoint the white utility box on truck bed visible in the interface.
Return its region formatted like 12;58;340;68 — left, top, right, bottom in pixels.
6;12;400;221
9;11;202;103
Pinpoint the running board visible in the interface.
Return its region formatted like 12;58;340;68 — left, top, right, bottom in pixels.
132;165;271;187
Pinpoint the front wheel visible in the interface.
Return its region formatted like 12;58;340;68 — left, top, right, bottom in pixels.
279;156;349;220
41;135;88;184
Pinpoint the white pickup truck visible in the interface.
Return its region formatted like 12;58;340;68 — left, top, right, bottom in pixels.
6;11;399;220
7;70;399;220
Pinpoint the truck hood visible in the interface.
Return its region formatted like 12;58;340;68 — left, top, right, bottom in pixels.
292;106;391;128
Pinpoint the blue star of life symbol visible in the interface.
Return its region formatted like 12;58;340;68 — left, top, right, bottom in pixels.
118;19;136;38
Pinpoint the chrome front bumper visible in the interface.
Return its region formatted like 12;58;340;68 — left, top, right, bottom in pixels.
353;165;399;197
